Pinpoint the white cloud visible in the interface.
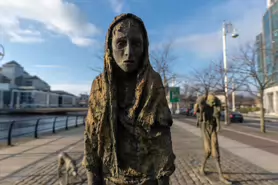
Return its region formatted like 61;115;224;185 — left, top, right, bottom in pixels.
71;37;96;47
0;0;101;46
51;83;92;96
171;0;266;59
108;0;124;14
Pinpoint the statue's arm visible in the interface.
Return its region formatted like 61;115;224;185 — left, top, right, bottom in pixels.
194;103;199;113
154;73;173;127
214;98;222;131
82;80;102;184
83;109;101;171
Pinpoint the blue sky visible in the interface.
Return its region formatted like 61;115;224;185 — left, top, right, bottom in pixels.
0;0;266;95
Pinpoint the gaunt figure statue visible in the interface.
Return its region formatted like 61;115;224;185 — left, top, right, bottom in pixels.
82;13;176;185
195;94;232;185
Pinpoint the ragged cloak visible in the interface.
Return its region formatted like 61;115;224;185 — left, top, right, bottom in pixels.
82;13;176;182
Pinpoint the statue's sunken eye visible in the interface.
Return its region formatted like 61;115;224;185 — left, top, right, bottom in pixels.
116;39;141;49
116;40;127;49
131;39;142;47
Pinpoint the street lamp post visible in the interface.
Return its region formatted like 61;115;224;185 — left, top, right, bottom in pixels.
222;21;239;125
232;78;236;111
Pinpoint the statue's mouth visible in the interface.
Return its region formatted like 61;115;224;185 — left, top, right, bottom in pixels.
123;60;135;64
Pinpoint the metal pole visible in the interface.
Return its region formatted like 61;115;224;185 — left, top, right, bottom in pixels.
172;75;176;87
172;75;176;114
232;79;236;111
222;21;229;125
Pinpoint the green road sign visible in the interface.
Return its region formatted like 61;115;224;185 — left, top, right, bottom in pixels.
170;87;180;103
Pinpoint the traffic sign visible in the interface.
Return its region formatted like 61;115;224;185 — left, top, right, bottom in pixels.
170;87;180;103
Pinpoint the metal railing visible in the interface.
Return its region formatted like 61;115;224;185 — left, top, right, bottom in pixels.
0;115;86;146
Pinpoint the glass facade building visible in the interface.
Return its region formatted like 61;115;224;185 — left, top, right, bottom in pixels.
258;1;278;85
256;33;264;83
260;1;278;114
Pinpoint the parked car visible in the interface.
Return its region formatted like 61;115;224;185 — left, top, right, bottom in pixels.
220;111;244;123
189;109;196;117
179;108;188;115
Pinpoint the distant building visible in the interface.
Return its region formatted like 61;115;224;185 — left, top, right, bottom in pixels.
256;1;278;114
78;93;89;107
51;91;77;107
214;90;257;110
0;61;77;108
267;0;278;8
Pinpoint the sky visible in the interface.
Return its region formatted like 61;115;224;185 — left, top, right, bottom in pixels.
0;0;267;95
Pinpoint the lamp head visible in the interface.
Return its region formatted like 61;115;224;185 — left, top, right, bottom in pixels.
231;28;239;38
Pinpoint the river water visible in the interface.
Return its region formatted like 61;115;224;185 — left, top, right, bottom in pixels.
0;112;86;143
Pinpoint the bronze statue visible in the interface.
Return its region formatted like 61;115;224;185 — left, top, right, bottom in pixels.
82;13;176;185
57;152;82;185
193;103;200;127
195;94;232;185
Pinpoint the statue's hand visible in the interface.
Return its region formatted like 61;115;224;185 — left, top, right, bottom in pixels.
86;170;101;185
158;176;170;185
216;125;220;133
57;171;63;178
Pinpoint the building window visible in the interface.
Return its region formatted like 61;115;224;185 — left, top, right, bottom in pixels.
25;80;33;86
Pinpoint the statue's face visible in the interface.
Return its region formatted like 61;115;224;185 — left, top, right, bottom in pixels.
112;18;144;73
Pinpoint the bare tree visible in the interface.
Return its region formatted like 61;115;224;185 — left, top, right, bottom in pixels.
212;59;247;93
188;62;219;96
150;41;177;85
211;59;249;125
182;83;191;96
87;50;104;74
180;82;196;98
231;42;278;133
180;82;198;107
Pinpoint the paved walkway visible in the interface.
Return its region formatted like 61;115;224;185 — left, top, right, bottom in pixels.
0;120;277;185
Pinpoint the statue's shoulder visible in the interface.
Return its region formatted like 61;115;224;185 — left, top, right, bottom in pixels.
149;68;164;88
215;96;222;105
150;68;161;80
207;94;216;101
194;103;198;109
89;73;105;96
91;73;104;90
197;95;206;103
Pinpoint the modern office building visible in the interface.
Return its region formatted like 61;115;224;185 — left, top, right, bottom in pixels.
0;61;77;108
256;33;265;83
256;0;278;114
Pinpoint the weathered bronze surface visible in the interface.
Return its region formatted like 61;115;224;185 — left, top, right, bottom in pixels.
82;13;176;185
195;94;232;185
193;103;200;127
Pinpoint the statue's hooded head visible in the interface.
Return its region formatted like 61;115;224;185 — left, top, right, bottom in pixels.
104;13;150;77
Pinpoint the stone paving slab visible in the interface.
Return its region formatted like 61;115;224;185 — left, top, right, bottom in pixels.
0;127;85;179
170;126;278;185
1;123;278;185
175;117;278;173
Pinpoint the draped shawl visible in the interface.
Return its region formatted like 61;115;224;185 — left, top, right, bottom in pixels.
82;13;175;181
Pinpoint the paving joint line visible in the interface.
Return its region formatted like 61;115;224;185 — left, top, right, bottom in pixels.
0;136;64;162
0;138;83;181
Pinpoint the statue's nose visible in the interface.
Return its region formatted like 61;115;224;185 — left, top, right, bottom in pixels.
124;43;133;58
